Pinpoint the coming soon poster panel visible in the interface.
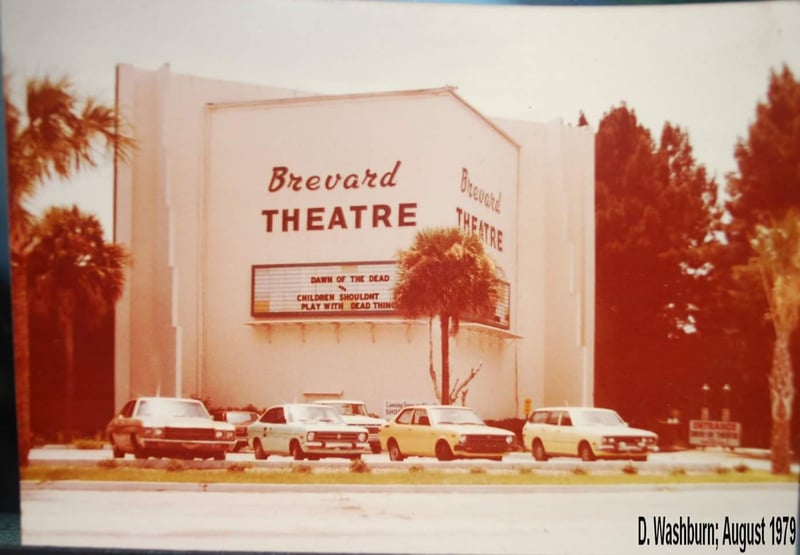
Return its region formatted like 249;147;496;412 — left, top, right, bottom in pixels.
201;89;520;417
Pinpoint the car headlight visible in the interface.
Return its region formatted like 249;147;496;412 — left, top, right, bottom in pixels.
602;436;615;444
358;432;367;443
307;431;316;441
215;429;223;439
458;434;468;444
226;430;235;440
505;435;514;445
143;427;164;437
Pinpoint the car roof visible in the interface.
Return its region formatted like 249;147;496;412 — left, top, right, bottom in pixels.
314;400;366;404
137;396;202;402
531;407;616;412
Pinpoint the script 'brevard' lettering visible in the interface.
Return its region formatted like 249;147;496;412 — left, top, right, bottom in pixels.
268;160;402;193
460;168;501;213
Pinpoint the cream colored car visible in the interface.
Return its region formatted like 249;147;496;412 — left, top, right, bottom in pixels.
379;405;515;461
523;407;658;462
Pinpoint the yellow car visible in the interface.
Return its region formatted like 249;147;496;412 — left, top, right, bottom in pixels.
379;405;515;461
522;407;658;462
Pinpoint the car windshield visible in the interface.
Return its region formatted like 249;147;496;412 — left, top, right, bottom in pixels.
225;411;257;424
137;399;209;419
328;403;369;416
428;407;485;426
573;409;625;426
289;405;343;424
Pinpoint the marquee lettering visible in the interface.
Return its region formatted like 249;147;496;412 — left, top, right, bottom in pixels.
456;207;503;252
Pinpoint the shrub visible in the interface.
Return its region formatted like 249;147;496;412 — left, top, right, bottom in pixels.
571;466;588;476
165;459;185;472
97;459;118;470
227;463;250;473
518;466;534;475
669;467;686;476
733;463;749;474
715;466;731;475
349;458;371;474
73;438;105;450
469;466;487;475
292;464;313;474
408;464;425;473
622;462;638;475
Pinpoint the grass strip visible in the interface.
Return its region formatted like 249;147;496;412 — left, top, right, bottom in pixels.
21;466;798;486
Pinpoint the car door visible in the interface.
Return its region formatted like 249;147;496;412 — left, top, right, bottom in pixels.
410;408;435;455
391;408;415;455
558;410;580;456
544;410;565;455
108;400;137;451
254;407;284;454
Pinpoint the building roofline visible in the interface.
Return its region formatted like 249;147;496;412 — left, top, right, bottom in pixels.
207;86;520;149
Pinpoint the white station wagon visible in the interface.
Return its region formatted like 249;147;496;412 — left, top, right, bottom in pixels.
522;407;658;462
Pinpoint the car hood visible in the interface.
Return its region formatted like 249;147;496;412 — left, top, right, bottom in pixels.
339;415;387;426
434;424;513;436
300;422;369;433
580;425;657;438
140;416;235;430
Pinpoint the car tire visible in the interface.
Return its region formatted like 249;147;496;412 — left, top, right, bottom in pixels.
532;439;548;461
253;439;268;460
435;440;453;462
110;437;125;459
579;441;596;462
290;440;305;461
370;442;382;454
387;439;404;461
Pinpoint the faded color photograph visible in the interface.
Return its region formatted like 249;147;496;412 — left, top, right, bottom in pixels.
2;0;799;553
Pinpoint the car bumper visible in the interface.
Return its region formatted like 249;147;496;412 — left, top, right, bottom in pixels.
595;444;657;457
453;446;513;457
302;441;370;455
140;439;235;452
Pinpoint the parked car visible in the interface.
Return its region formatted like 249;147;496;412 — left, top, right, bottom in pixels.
211;409;260;452
106;396;236;460
522;406;658;462
378;405;515;461
313;400;387;453
247;403;370;460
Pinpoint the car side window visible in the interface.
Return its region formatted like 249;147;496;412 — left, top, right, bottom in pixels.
413;409;430;426
530;411;549;424
561;414;573;427
120;401;135;418
396;409;413;425
262;407;283;424
547;411;562;425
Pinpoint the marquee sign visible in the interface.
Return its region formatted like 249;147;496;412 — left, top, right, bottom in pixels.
251;260;511;329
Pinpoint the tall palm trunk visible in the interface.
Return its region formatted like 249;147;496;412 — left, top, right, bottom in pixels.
440;314;451;405
60;309;75;443
11;256;31;466
769;332;795;474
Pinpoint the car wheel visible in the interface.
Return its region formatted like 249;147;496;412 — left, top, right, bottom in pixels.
435;440;453;462
110;437;125;459
387;439;404;461
370;442;382;454
290;440;305;461
253;439;268;460
579;441;596;462
532;439;548;461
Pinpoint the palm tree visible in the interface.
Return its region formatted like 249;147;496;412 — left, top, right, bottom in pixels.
746;209;800;474
5;76;134;464
393;227;503;404
27;206;128;443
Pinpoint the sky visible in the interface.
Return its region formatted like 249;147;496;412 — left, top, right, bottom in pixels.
1;0;799;238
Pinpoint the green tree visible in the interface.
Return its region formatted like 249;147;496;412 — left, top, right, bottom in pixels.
393;227;502;405
595;104;719;420
726;65;800;470
5;76;134;464
27;206;128;443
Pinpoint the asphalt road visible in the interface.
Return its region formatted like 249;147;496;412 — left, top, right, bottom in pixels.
20;483;799;554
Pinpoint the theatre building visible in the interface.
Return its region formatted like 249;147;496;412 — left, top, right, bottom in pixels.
113;64;594;419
